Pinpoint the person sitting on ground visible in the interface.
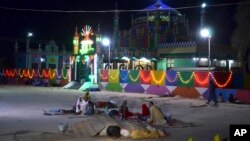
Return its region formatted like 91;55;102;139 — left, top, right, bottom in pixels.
84;100;95;115
228;93;242;104
137;104;150;121
83;90;91;101
217;93;225;103
147;101;167;125
75;96;88;114
119;100;134;120
228;94;236;103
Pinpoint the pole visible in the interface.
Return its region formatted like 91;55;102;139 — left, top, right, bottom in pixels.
108;45;110;69
26;38;30;69
208;37;211;71
74;60;77;81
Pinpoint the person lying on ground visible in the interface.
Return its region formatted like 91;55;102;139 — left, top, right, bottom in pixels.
99;125;167;139
147;101;167;125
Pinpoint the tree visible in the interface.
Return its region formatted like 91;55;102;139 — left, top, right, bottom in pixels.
231;0;250;72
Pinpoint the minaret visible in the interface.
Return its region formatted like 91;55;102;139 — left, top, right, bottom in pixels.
154;0;161;50
38;43;42;69
73;27;79;55
96;24;102;55
113;2;119;49
200;3;206;28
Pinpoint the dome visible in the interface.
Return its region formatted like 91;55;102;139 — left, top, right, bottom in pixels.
143;0;181;15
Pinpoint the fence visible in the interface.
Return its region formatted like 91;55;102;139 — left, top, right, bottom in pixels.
99;70;250;103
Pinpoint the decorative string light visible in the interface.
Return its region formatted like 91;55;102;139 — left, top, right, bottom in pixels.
166;72;178;83
178;71;194;84
2;68;69;79
140;71;151;83
211;71;233;88
18;69;24;77
151;71;166;85
43;69;50;78
62;69;68;79
28;69;34;79
194;72;210;85
49;69;56;79
1;68;233;88
9;69;18;77
33;69;39;77
119;71;128;81
23;70;29;77
109;70;119;80
129;71;140;82
38;70;44;77
55;69;62;79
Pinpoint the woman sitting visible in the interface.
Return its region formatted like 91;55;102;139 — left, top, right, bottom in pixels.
147;101;166;125
119;100;134;120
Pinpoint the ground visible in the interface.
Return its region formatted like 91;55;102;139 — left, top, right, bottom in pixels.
0;85;250;141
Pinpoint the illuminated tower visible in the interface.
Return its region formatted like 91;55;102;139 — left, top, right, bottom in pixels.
73;27;79;55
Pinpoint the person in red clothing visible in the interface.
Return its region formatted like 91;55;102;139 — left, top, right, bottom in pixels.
119;100;134;120
137;104;150;116
137;104;150;121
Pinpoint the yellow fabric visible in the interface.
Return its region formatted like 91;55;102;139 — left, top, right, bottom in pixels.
109;70;119;83
131;130;160;139
151;70;165;86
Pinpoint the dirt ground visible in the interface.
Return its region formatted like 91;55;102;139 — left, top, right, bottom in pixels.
0;85;250;141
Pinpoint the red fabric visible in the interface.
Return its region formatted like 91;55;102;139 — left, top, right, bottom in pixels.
124;107;134;119
95;102;108;108
141;104;150;116
137;104;150;117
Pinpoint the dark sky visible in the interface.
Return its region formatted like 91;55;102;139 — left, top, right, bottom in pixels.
0;0;246;60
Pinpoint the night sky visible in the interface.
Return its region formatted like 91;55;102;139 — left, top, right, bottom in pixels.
0;0;246;63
